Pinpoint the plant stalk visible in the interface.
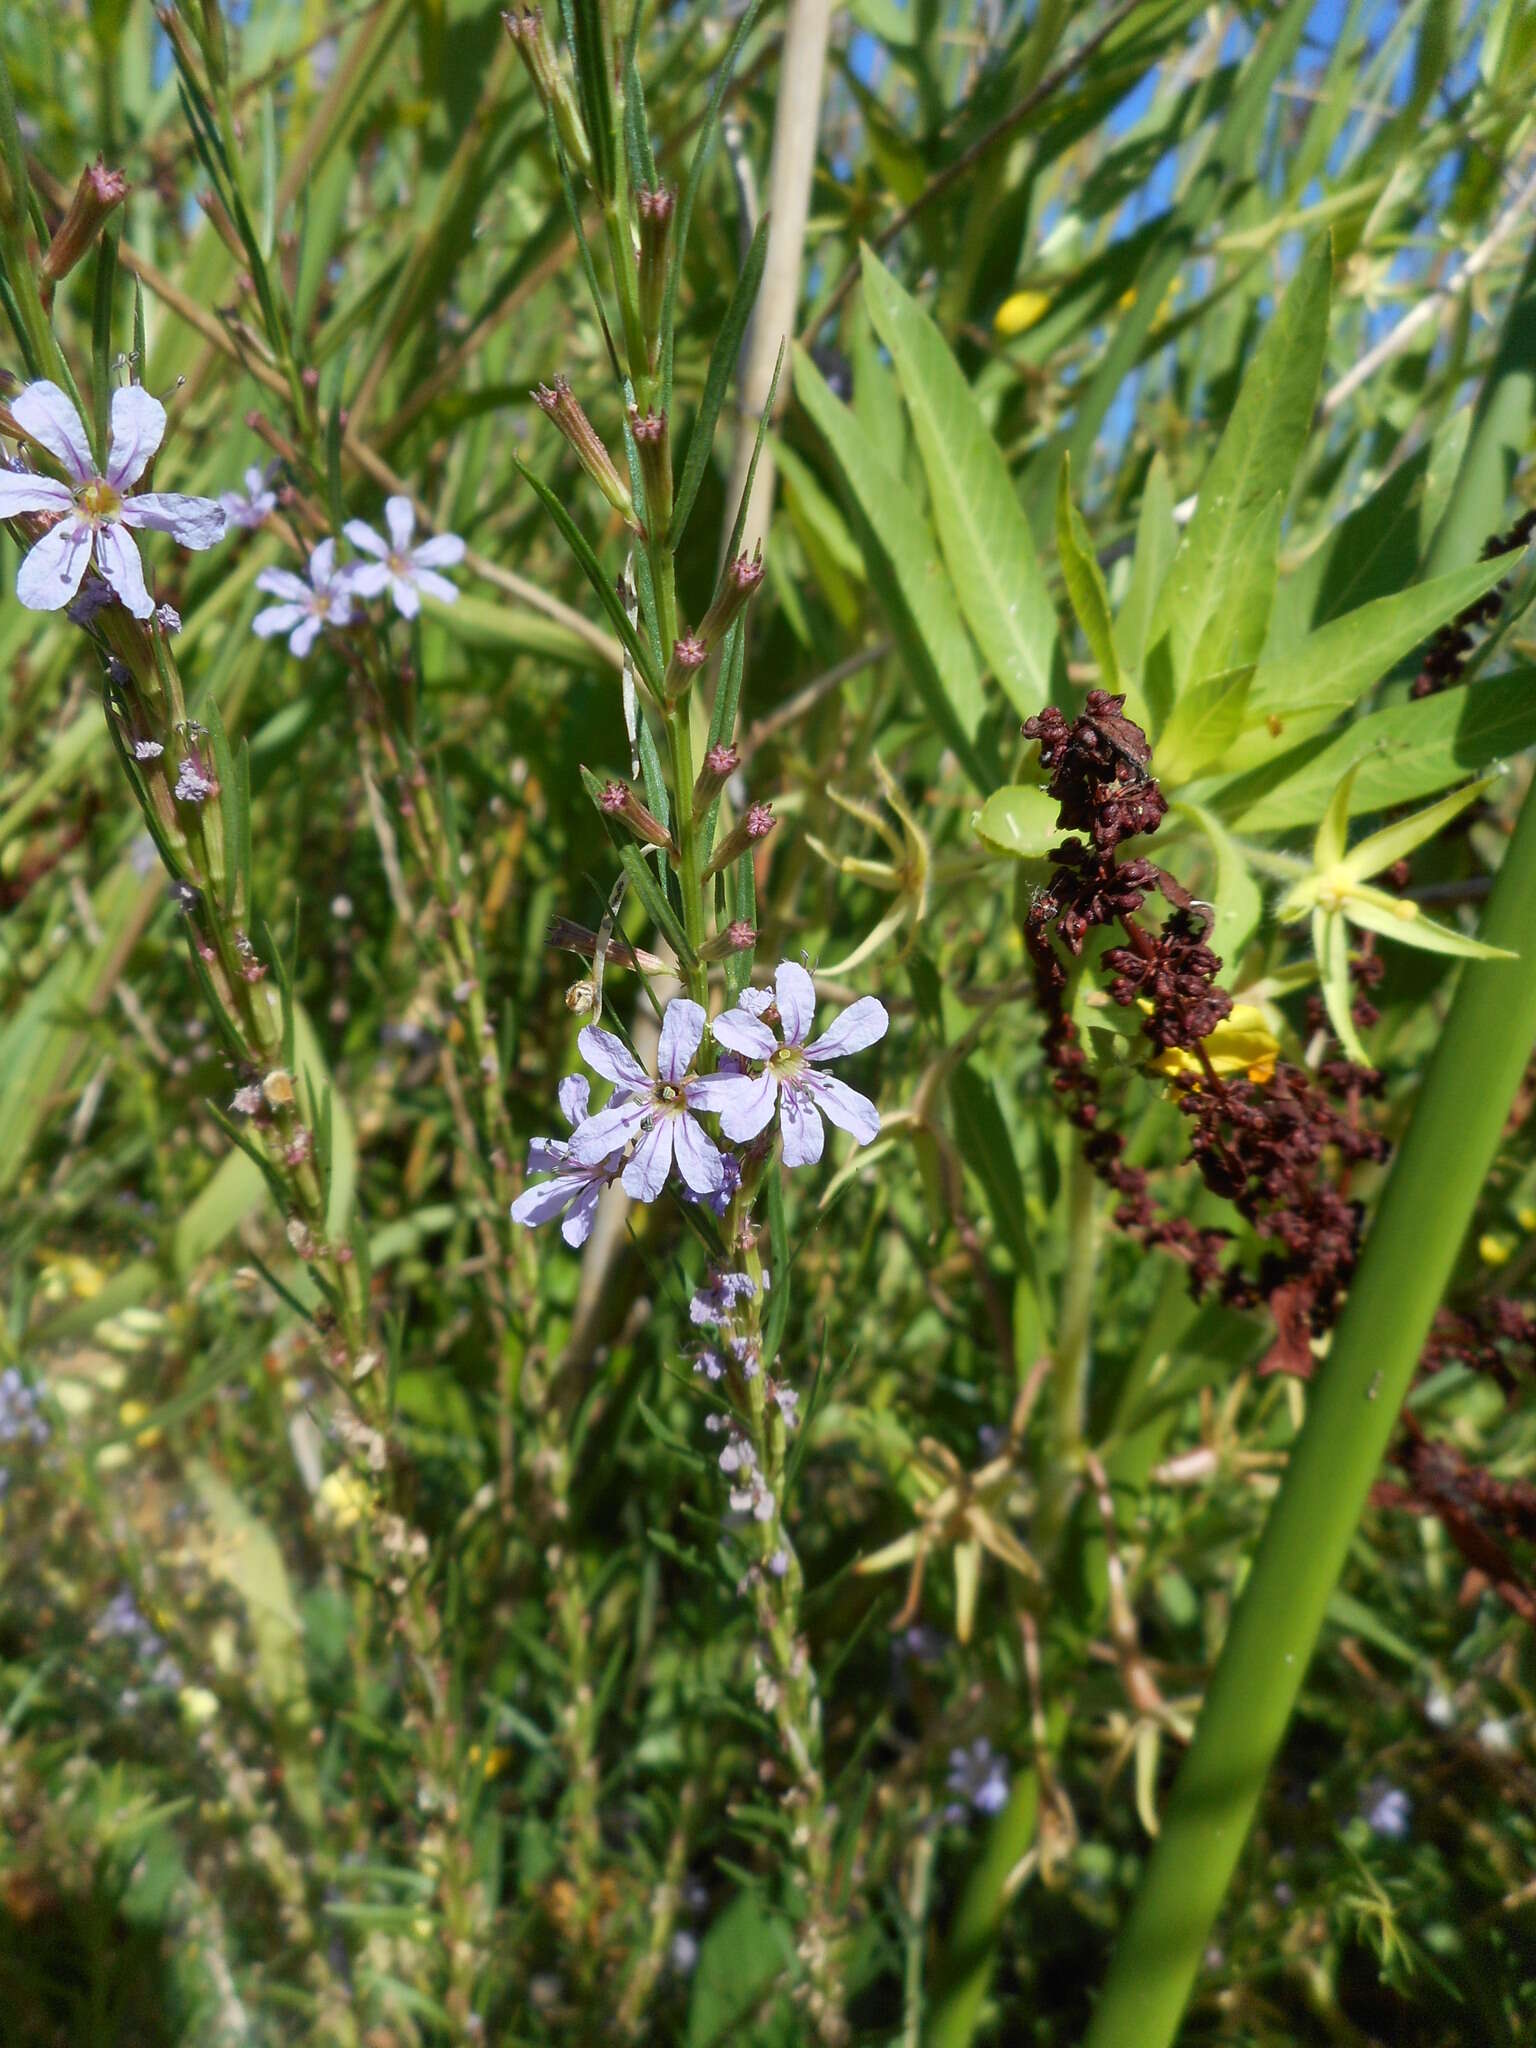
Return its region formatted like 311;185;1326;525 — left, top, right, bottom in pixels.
1082;764;1536;2048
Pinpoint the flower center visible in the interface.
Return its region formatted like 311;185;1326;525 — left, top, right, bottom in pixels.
770;1046;804;1078
79;478;122;522
387;550;411;578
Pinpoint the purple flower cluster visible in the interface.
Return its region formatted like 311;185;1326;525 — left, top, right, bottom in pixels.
254;496;464;658
511;963;887;1232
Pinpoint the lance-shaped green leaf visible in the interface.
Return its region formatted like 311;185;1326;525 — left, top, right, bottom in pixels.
861;246;1061;719
1215;669;1536;830
1144;236;1330;703
794;345;988;787
1155;665;1253;788
1056;453;1122;696
1221;551;1520;774
1114;448;1176;680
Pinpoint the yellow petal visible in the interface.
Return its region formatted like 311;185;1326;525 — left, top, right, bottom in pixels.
995;289;1050;336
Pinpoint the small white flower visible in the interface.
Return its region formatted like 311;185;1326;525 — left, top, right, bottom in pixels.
1;381;226;618
175;758;216;803
133;738;163;760
342;495;465;619
253;538;353;658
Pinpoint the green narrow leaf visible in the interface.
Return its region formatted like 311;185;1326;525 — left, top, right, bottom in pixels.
763;1166;790;1363
1055;452;1121;696
1216;670;1536;830
1155;665;1254;787
1146;235;1331;700
861;246;1060;718
1225;552;1520;774
793;346;988;788
671;214;769;549
515;457;661;691
615;841;696;965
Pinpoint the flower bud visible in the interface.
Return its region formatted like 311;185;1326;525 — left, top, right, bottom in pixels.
636;185;674;366
629;407;672;539
592;774;677;856
704;801;775;878
692;741;740;820
534;377;636;526
699;920;756;961
41;161;129;286
503;9;593;184
697;549;765;652
664;631;708;700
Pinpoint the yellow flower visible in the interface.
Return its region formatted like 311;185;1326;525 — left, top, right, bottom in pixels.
1479;1234;1513;1268
1147;1003;1280;1088
179;1686;219;1727
317;1468;372;1531
1517;1206;1536;1233
995;289;1050;337
118;1398;162;1449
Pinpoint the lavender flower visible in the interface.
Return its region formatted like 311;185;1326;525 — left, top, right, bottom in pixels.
0;381;226;617
0;1367;48;1447
946;1737;1010;1819
510;1075;626;1246
1362;1779;1411;1840
219;462;278;530
567;1000;740;1201
707;960;887;1168
342;495;465;619
253;538;354;657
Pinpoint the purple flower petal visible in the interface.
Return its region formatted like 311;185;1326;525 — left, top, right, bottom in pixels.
93;523;152;616
774;960;817;1045
385;495;416;552
657;999;706;1083
738;987;775;1018
290;614;322;659
106;384;166;490
525;1136;571;1174
310;537;339;588
779;1082;824;1168
0;471;73;518
578;1025;650;1091
511;1170;594;1230
673;1111;726;1195
13;381;95;482
411;567;460;606
557;1074;591;1127
343;517;388;559
342;559;391;599
16;514;93;610
568;1095;650;1165
253;601;308;639
255;567;310;603
805;995;888;1063
412;533;465;569
803;1069;880;1145
121;492;226;548
388;574;420;620
710;1007;777;1060
561;1180;604;1246
622;1116;674;1201
693;1066;778;1143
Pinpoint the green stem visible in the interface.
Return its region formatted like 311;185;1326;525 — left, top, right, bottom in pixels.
1083;766;1536;2048
666;700;708;1002
922;1772;1040;2048
1039;1130;1097;1547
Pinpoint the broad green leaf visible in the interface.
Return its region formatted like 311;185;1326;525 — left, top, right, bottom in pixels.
950;1063;1037;1280
1215;671;1536;830
1185;493;1281;690
974;784;1059;860
1114;449;1177;678
1056;453;1122;696
794;345;988;786
1156;666;1254;787
1146;235;1331;697
1424;236;1536;578
1224;552;1517;774
861;246;1060;718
